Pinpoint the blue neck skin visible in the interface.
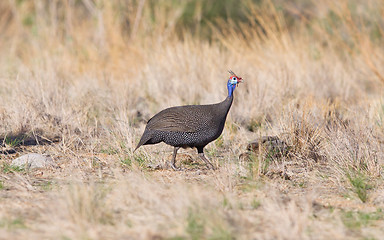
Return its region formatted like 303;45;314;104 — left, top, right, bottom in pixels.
227;80;236;97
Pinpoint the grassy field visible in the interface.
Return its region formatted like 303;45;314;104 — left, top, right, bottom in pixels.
0;0;384;239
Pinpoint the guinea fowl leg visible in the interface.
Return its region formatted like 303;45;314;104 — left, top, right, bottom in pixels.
199;153;215;170
197;147;215;170
171;147;180;170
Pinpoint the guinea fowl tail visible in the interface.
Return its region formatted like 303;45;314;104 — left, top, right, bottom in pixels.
133;131;151;152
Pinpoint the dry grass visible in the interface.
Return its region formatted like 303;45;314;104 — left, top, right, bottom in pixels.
1;0;384;239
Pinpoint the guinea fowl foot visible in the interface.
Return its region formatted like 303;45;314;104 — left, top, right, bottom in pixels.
169;146;184;171
170;164;185;171
198;153;216;170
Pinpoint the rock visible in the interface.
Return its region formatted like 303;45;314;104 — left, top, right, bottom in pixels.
238;151;254;162
239;136;290;164
11;153;57;169
247;136;289;157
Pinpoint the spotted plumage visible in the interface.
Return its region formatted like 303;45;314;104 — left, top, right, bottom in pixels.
134;71;243;170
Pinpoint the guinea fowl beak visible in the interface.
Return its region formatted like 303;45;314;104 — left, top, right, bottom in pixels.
237;77;243;87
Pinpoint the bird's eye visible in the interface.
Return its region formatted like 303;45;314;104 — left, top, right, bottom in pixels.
232;77;237;81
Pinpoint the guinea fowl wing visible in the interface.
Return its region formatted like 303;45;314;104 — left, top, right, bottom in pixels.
146;105;212;133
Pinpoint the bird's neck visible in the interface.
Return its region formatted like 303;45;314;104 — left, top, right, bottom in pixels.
215;84;235;117
227;85;236;97
225;84;235;109
219;93;234;115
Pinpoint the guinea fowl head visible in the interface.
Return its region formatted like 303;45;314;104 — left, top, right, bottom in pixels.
227;70;243;97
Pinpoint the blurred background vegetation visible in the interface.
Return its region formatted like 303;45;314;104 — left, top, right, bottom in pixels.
3;0;383;39
0;0;383;83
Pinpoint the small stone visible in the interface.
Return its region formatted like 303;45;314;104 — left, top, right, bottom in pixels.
11;153;57;169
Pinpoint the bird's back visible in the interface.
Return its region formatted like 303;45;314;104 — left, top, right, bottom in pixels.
147;105;213;132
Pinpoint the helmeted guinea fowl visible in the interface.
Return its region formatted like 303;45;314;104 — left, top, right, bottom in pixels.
134;70;242;170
